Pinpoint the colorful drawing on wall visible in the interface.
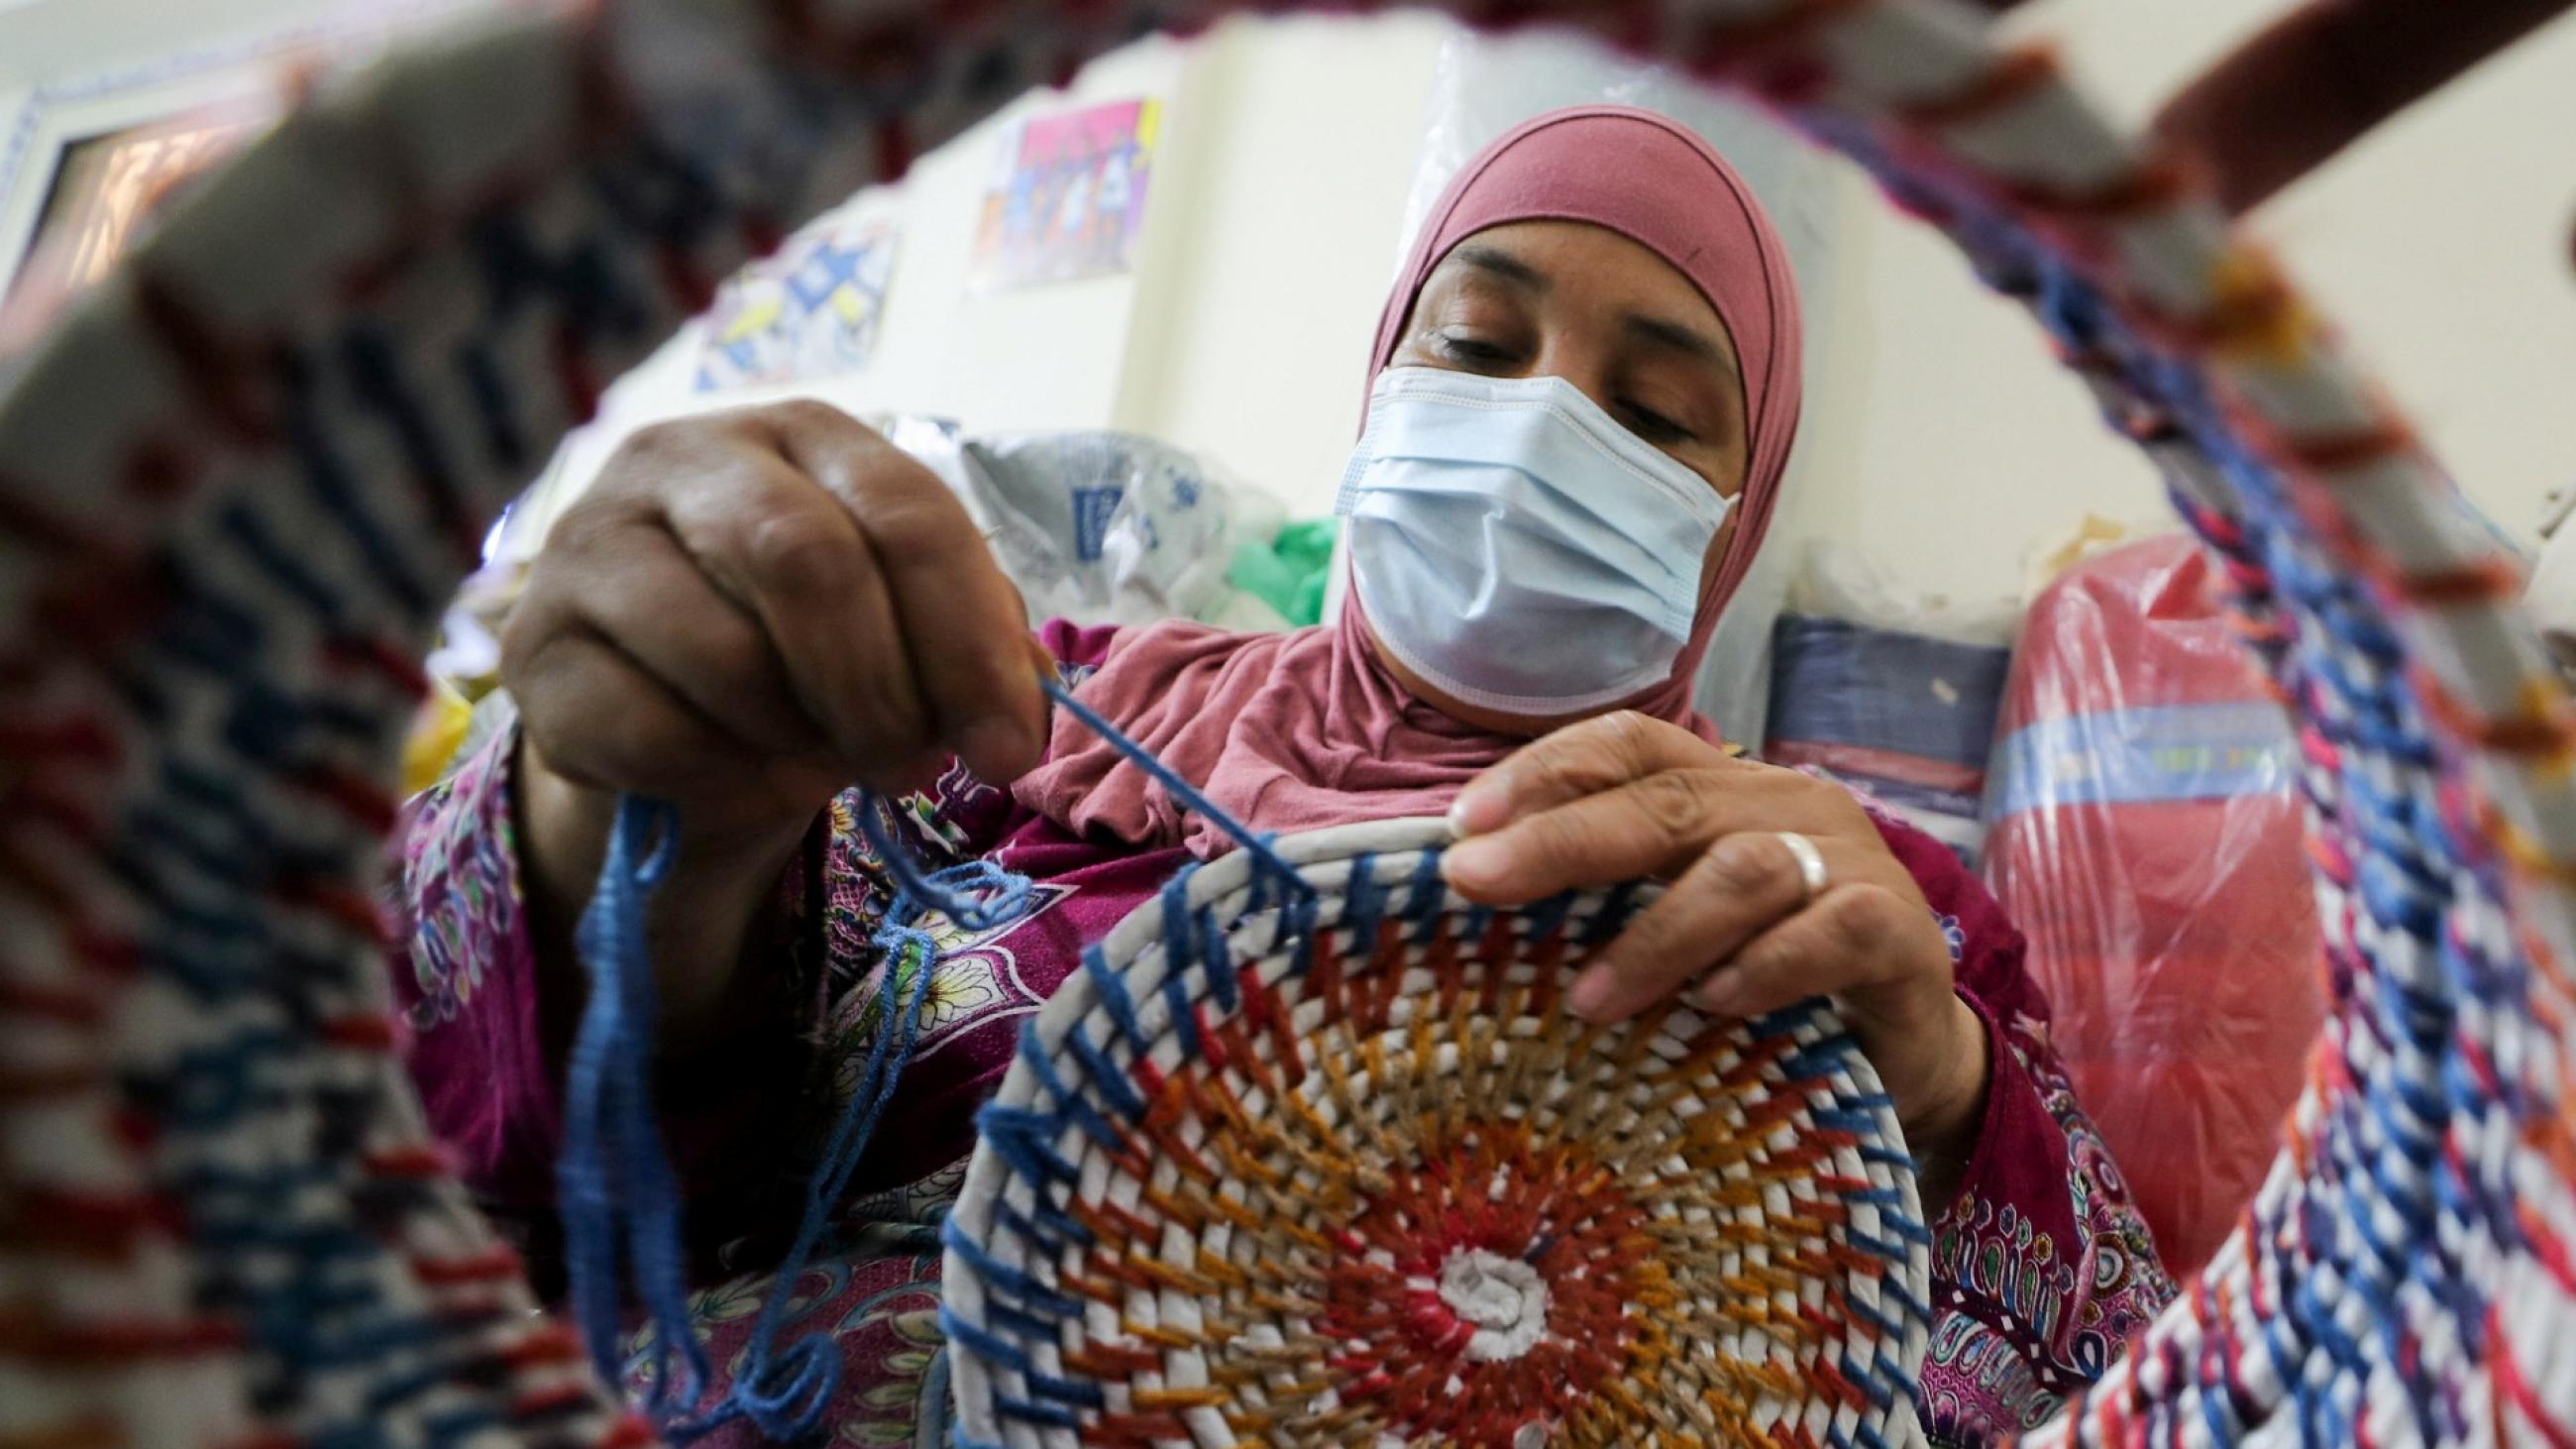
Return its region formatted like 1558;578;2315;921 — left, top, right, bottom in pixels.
3;102;269;314
696;219;898;391
970;97;1159;290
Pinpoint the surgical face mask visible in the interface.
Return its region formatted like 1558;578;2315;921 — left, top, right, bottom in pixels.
1335;366;1733;717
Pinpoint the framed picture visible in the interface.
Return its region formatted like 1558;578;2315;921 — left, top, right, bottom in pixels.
2;102;270;314
969;97;1161;290
0;0;484;314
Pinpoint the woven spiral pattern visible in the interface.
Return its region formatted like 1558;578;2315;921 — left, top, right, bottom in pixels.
5;0;2576;1444
943;819;1931;1448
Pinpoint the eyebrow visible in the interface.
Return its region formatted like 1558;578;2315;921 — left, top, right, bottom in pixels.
1451;242;1743;387
1623;311;1736;383
1452;244;1551;292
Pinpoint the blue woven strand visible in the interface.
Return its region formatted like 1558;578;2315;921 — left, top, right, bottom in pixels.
995;1194;1093;1254
1201;903;1241;1013
1163;969;1203;1059
219;502;347;627
1062;1020;1148;1122
1284;885;1322;979
1342;851;1386;944
976;1102;1088;1184
1404;848;1447;942
1582;879;1642;945
939;1219;1084;1318
1082;941;1149;1056
1011;1021;1127;1156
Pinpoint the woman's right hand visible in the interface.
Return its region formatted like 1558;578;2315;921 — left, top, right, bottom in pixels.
505;399;1046;836
498;400;1046;1039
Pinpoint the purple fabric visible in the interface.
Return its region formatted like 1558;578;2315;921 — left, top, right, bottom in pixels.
1871;805;2174;1437
388;617;2172;1445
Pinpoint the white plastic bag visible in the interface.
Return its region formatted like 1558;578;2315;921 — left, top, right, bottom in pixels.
890;417;1281;627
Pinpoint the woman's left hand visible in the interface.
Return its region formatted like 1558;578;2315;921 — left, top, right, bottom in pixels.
1439;712;1990;1196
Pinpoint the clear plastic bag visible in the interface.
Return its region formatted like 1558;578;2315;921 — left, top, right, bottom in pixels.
887;417;1284;628
1981;534;2322;1279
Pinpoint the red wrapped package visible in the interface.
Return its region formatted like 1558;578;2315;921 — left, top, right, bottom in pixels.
1982;534;2321;1279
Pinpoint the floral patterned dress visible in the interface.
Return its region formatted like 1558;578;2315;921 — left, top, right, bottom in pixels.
390;620;2175;1447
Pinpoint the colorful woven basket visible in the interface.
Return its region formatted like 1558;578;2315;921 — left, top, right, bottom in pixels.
942;817;1931;1448
4;0;2574;1445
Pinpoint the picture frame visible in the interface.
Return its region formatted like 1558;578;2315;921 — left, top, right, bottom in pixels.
0;0;484;307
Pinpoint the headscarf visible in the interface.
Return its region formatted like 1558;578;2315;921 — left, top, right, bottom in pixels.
1014;105;1804;857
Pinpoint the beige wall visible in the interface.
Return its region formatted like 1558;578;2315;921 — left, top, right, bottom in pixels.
521;37;1194;538
1797;0;2576;602
521;13;1447;540
1112;13;1449;506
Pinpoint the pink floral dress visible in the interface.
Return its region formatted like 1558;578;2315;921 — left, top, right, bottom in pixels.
390;620;2174;1446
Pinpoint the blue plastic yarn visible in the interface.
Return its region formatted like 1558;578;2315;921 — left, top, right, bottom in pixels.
671;909;939;1442
1038;675;1314;886
564;793;1014;1443
567;671;1316;1442
561;795;710;1411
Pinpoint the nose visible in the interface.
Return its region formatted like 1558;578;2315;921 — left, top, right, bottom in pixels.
1515;335;1621;424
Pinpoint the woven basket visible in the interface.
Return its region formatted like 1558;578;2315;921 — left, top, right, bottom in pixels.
943;817;1931;1448
3;0;2573;1445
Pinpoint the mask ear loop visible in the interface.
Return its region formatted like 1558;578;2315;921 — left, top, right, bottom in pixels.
563;671;1318;1440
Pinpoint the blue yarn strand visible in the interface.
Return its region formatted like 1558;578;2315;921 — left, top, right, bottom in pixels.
567;790;1020;1444
1042;675;1314;899
560;795;711;1411
676;825;959;1444
568;671;1329;1442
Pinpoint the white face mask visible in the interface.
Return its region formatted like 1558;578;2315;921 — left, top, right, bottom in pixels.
1335;366;1733;717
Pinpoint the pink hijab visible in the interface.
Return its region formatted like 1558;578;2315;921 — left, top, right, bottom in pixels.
1014;106;1804;858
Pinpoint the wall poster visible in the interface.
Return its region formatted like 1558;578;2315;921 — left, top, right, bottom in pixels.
696;217;900;390
969;97;1160;290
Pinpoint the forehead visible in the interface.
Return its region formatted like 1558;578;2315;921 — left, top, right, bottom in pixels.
1426;219;1739;371
1423;219;1745;396
1432;221;1722;319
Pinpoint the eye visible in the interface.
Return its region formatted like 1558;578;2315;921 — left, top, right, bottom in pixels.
1436;331;1517;368
1621;400;1696;445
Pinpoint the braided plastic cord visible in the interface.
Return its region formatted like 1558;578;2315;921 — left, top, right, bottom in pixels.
5;0;2575;1444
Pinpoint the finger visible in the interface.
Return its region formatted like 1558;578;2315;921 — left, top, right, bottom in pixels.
1449;711;1713;836
1565;831;1818;1022
1444;757;1855;903
1692;882;1917;1022
506;625;765;797
661;432;938;789
549;504;824;761
774;407;1045;783
2155;0;2571;213
1442;769;1728;904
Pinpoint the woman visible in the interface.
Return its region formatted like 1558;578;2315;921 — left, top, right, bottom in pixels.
394;107;2170;1446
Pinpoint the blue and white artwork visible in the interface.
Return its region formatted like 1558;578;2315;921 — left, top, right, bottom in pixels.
698;219;898;390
